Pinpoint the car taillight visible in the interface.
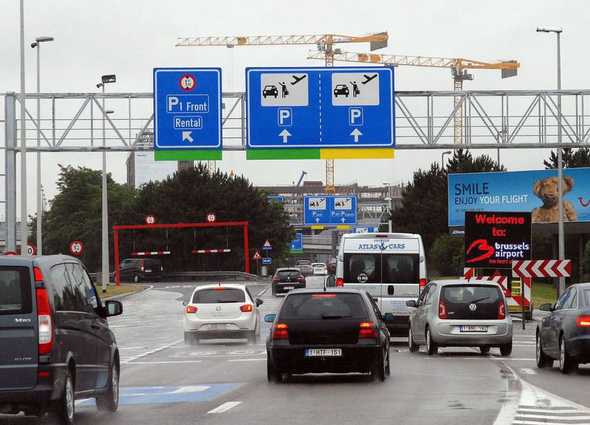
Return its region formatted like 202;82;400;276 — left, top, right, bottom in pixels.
34;267;53;355
161;265;164;272
335;278;344;287
240;304;253;313
185;305;198;314
438;301;448;319
419;278;427;288
297;276;305;283
359;322;377;339
272;277;279;284
498;302;506;320
140;259;145;272
576;315;590;328
272;323;289;340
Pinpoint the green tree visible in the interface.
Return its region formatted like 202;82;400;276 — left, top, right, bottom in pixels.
430;234;464;276
544;147;590;169
30;165;137;272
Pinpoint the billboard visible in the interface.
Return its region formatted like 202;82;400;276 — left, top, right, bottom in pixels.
464;211;532;268
448;168;590;227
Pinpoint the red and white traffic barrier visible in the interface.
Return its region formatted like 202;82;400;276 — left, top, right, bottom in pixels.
131;251;171;256
192;248;232;254
512;259;572;278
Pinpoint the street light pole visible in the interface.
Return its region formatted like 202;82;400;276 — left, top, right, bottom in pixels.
537;27;565;296
31;36;54;255
19;0;28;255
97;74;116;293
441;150;452;170
383;183;393;233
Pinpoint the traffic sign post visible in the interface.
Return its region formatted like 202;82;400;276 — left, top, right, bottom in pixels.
153;68;222;161
26;244;36;256
262;257;272;265
304;195;357;226
262;240;272;251
69;240;84;257
145;215;156;225
290;232;303;253
246;67;394;159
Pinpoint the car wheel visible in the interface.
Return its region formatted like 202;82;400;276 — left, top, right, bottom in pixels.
426;327;438;356
132;274;140;283
479;346;490;355
55;368;75;425
559;336;578;374
408;327;419;353
267;357;280;383
96;360;119;412
536;332;553;368
385;347;391;376
500;342;512;357
374;349;387;381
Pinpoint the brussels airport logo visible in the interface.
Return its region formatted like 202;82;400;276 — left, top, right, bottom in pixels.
357;242;406;251
465;239;495;264
179;74;196;91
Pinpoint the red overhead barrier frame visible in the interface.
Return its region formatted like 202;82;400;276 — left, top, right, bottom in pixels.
113;221;250;286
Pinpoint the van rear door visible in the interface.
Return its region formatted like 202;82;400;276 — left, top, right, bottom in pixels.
0;266;38;390
342;253;383;308
380;253;420;318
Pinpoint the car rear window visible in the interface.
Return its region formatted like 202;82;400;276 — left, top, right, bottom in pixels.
0;267;32;315
279;293;368;320
343;253;419;284
193;288;245;304
277;270;300;279
440;285;503;320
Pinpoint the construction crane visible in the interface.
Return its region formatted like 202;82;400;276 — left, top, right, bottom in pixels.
175;32;388;193
295;171;308;188
307;50;520;145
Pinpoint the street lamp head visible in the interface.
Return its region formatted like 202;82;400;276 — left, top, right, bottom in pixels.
443;150;452;155
96;83;103;89
101;74;116;84
35;36;54;43
537;27;563;34
105;110;115;115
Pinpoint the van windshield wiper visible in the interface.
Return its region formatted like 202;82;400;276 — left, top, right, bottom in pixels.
321;314;351;319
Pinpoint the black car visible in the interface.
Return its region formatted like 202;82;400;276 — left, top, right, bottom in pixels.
536;283;590;373
265;289;390;382
271;268;306;295
117;257;163;283
0;255;123;424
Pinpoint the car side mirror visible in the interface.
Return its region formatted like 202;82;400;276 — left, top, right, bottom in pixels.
182;301;187;307
406;300;418;308
264;313;276;323
105;300;123;317
256;298;264;307
539;303;553;312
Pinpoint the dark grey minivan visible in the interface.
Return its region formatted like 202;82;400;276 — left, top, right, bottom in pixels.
0;255;123;424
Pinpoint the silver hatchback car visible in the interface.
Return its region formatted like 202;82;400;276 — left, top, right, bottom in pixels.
406;280;513;356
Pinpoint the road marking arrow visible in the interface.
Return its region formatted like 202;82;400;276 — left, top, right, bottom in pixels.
279;129;291;144
182;131;194;143
350;128;363;143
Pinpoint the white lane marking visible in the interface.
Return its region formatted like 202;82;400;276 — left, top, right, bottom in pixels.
207;401;242;414
172;385;210;393
125;360;203;365
122;339;184;364
519;368;537;375
513;421;590;425
228;358;266;362
119;346;147;350
491;358;535;361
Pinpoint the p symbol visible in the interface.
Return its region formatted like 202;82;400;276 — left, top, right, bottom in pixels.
167;96;180;112
349;107;363;126
277;108;292;127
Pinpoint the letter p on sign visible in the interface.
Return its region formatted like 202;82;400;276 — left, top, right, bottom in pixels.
349;107;363;126
167;96;180;112
277;108;292;127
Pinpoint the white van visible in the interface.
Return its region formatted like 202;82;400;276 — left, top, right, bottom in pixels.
335;233;427;334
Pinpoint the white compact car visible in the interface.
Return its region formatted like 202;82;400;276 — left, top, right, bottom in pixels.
312;263;328;275
183;284;263;344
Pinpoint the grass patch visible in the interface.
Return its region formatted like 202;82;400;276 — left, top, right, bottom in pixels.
97;284;146;299
532;281;557;307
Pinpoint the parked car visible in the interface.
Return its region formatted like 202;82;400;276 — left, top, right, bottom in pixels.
117;258;163;283
262;85;278;98
0;255;123;425
536;283;590;373
299;264;314;276
265;289;390;382
407;280;513;356
183;284;263;344
312;263;327;275
272;268;306;295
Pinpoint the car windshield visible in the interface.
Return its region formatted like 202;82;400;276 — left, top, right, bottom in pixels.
192;288;245;304
279;293;368;320
0;268;32;315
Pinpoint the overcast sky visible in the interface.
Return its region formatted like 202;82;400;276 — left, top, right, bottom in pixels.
1;0;589;217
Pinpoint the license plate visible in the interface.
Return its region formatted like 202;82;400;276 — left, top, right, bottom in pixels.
203;324;226;331
283;286;294;290
304;348;342;357
144;269;152;273
459;325;488;333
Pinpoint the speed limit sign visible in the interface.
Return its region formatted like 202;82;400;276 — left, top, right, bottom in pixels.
146;215;156;225
26;244;37;256
69;240;84;256
207;213;216;223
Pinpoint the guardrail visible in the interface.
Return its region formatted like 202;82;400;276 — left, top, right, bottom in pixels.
90;270;265;283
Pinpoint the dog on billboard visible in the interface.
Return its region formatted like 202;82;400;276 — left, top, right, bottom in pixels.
531;176;577;223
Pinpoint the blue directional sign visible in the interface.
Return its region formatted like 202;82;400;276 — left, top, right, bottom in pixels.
153;68;222;150
246;67;394;149
304;195;357;226
290;232;303;253
262;257;272;265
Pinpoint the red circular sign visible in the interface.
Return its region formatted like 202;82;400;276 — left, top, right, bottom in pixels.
69;240;84;256
207;213;216;223
179;74;196;91
146;215;156;225
27;245;37;256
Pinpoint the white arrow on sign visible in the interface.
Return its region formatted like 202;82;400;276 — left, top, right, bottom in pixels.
182;131;194;143
350;128;363;143
279;129;291;144
315;217;320;223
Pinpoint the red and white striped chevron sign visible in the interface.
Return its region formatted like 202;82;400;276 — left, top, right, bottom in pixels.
512;260;572;278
